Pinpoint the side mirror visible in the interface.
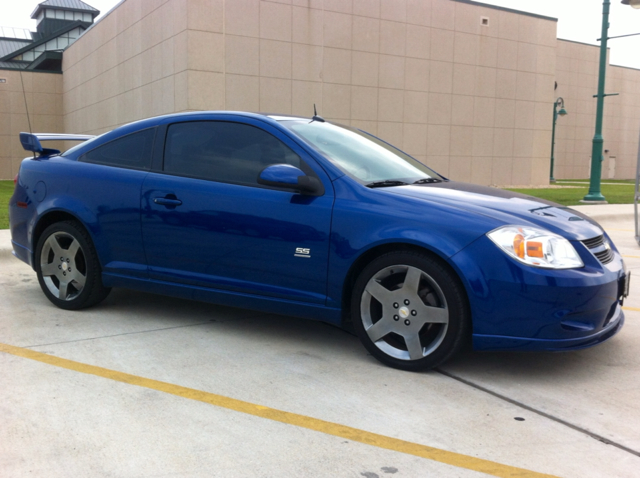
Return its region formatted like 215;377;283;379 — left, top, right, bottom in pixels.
258;164;323;196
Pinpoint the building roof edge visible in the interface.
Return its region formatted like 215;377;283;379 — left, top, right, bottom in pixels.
451;0;558;22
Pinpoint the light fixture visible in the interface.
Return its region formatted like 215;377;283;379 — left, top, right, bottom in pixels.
550;98;568;182
621;0;640;9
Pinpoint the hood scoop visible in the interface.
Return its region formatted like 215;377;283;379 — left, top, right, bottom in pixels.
530;206;584;221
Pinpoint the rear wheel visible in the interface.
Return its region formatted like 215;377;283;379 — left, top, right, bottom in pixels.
351;251;470;371
35;221;111;310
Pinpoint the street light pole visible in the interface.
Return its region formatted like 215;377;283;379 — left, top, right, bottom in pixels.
582;0;640;201
550;98;567;182
582;0;611;203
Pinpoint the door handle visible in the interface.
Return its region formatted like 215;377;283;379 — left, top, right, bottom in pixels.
153;197;182;207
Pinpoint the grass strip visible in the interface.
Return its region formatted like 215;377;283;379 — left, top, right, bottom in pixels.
506;181;634;206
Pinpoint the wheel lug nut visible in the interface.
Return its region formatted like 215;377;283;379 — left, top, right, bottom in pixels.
404;319;410;326
58;265;61;269
393;302;399;309
63;272;66;276
411;310;417;316
404;299;410;305
60;257;63;261
393;315;399;321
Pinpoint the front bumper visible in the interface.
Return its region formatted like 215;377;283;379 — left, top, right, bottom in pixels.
472;304;624;351
451;234;627;352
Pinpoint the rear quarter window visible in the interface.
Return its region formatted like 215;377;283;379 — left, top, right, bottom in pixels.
79;128;156;170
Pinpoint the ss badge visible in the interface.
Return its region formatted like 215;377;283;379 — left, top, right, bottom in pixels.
295;247;311;258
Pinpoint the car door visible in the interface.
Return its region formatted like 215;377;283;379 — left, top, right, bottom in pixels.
140;118;334;304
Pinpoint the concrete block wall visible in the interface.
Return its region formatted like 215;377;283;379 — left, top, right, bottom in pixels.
62;0;187;135
604;65;640;180
554;39;640;181
0;70;63;178
0;0;609;185
57;0;560;186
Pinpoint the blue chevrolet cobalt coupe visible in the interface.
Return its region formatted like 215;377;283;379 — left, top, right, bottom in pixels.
9;112;629;371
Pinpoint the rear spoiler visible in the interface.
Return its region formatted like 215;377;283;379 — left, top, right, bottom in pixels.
19;132;96;155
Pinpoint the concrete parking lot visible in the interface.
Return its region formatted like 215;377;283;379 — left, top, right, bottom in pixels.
1;205;639;478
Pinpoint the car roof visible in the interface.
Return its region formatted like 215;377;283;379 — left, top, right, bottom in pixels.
64;111;313;158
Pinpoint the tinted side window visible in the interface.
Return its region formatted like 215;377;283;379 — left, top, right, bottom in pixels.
81;128;155;170
164;121;303;185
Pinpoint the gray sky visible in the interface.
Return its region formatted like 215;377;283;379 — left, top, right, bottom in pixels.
1;0;639;69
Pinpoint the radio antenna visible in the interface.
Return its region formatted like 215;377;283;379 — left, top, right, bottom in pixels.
19;71;36;158
310;103;325;123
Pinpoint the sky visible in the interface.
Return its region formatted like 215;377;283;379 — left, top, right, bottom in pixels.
1;0;639;69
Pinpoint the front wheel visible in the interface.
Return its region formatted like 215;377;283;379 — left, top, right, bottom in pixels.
351;251;470;371
35;221;111;310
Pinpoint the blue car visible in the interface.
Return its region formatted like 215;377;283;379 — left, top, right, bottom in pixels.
9;112;629;371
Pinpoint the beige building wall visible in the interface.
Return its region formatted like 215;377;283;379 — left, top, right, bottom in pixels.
60;0;559;187
603;65;640;180
0;70;63;178
62;0;187;136
554;39;640;180
3;0;638;184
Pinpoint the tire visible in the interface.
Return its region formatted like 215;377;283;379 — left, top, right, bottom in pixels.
351;251;470;371
35;221;111;310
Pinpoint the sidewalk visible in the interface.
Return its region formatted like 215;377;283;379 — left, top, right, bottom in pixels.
570;203;635;223
0;204;635;258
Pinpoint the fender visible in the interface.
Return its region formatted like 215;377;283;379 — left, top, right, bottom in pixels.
24;157;150;279
325;176;506;308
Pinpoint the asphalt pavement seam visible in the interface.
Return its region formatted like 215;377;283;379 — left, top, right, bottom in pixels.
22;321;217;348
22;312;269;349
435;368;640;459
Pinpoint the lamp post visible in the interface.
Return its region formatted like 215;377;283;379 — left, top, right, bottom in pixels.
550;98;567;182
583;0;640;202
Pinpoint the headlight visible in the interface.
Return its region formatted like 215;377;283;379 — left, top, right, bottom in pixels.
487;226;584;269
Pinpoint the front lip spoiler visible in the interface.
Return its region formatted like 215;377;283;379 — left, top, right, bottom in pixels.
472;307;625;351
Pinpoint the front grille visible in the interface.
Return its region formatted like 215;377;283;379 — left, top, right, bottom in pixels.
582;235;614;265
594;248;614;264
582;235;604;249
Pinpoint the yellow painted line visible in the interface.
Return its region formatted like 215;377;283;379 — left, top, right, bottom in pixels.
623;306;640;312
0;342;556;478
622;255;640;259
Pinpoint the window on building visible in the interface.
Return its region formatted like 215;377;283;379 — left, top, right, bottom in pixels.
80;128;156;170
164;121;304;185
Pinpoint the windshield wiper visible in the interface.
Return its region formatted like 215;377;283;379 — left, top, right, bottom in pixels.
366;180;409;188
413;178;443;184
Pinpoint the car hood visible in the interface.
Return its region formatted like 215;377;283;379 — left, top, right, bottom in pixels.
384;181;603;240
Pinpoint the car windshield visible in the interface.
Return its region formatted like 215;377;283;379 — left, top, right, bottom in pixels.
281;120;442;185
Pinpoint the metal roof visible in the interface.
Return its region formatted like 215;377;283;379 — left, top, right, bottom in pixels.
0;21;89;61
31;0;100;18
0;27;34;40
0;39;33;58
0;60;29;70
